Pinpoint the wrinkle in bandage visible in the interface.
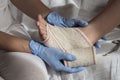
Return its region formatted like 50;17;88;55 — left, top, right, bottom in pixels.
40;23;96;67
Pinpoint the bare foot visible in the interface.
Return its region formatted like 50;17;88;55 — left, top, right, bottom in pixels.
36;15;94;45
37;15;47;41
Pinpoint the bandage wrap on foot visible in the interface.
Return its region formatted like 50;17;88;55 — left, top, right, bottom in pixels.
40;23;96;67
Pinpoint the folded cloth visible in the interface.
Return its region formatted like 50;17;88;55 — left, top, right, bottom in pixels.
40;23;96;67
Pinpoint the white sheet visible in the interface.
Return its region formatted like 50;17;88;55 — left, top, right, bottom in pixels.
21;1;120;80
1;0;120;80
0;0;13;31
21;0;109;40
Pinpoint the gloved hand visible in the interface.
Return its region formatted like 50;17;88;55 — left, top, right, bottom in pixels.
94;35;107;48
46;12;107;48
46;12;88;27
29;40;85;73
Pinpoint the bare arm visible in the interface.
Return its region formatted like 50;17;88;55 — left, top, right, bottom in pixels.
0;31;31;53
2;0;120;53
81;0;120;44
2;0;52;53
10;0;52;20
6;0;52;52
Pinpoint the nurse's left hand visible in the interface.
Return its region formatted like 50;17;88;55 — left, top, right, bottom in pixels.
46;12;88;27
39;13;106;48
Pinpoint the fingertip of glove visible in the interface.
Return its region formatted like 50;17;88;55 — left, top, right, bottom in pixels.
79;20;88;27
94;42;101;48
66;53;77;61
82;21;88;26
101;36;108;40
78;66;85;71
69;66;85;73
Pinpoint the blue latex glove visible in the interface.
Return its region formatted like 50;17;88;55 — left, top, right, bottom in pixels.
94;35;107;48
29;40;85;73
46;12;107;48
46;12;88;27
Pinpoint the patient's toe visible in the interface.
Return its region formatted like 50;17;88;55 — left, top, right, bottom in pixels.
37;16;47;41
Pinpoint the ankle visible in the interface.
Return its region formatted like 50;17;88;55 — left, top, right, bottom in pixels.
79;25;99;45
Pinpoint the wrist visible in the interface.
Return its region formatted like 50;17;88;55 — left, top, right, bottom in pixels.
80;24;101;45
29;40;45;56
22;40;32;53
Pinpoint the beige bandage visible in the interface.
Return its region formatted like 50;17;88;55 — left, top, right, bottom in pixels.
40;23;96;67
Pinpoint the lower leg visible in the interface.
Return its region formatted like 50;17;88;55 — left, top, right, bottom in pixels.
80;0;120;44
37;0;120;45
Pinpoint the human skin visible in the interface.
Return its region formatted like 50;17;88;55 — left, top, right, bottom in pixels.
0;0;52;53
0;31;31;53
81;0;120;44
10;0;52;20
0;0;120;53
37;0;120;46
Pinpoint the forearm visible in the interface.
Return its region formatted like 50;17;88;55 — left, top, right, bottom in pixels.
10;0;52;20
0;31;31;53
81;0;120;44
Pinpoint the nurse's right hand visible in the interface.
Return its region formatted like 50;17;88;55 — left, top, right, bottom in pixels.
29;40;85;73
46;12;88;27
45;12;107;48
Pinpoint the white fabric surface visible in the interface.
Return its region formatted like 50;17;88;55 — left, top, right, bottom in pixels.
22;0;120;80
0;77;4;80
0;52;49;80
0;0;13;31
22;0;109;41
1;0;120;80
